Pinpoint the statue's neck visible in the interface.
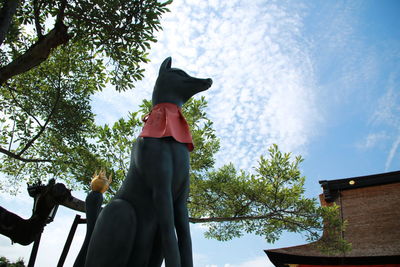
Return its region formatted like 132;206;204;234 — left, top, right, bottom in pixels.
152;97;183;108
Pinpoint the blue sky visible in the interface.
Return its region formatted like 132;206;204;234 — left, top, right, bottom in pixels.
1;0;400;266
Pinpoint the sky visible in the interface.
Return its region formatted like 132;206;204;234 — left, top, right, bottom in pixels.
1;0;400;266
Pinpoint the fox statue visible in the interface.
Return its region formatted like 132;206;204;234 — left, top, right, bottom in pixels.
79;57;213;267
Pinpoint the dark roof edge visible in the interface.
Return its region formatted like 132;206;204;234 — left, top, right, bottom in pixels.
265;250;400;266
318;170;400;202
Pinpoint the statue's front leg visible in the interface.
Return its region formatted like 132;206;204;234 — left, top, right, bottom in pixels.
174;187;193;267
137;138;182;267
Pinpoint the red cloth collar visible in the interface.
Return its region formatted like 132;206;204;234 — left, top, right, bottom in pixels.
139;103;194;152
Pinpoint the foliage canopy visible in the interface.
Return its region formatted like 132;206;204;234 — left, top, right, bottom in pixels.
0;256;25;267
0;0;172;190
0;0;172;88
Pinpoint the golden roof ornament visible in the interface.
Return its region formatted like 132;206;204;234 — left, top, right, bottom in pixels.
91;169;112;193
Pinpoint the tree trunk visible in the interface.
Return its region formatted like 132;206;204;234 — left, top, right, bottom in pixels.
0;0;20;46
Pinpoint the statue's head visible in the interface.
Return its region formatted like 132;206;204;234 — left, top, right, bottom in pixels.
152;57;213;107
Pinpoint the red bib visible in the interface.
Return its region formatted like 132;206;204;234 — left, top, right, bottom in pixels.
139;103;194;152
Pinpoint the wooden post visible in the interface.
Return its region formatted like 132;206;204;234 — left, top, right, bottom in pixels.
57;214;86;267
27;233;42;267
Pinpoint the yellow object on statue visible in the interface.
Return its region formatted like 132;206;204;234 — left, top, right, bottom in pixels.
91;169;112;193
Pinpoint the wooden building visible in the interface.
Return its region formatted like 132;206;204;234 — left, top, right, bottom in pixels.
265;170;400;267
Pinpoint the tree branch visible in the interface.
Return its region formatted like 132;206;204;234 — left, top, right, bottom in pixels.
189;214;276;223
33;0;43;39
188;207;321;228
8;110;16;151
17;81;61;156
0;14;70;85
0;0;20;47
56;0;67;24
0;146;53;163
6;85;43;127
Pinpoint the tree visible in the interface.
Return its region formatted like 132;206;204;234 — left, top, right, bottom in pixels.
0;0;172;87
75;98;349;252
0;0;172;191
0;256;25;267
189;145;349;253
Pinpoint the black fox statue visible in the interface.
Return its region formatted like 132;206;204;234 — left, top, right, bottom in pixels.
75;57;213;267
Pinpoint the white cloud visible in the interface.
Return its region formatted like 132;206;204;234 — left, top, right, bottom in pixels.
90;1;320;172
148;0;318;170
311;1;362;56
371;83;400;128
357;132;389;150
369;76;400;170
386;136;400;171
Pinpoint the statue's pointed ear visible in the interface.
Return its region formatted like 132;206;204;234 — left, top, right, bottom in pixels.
159;57;172;75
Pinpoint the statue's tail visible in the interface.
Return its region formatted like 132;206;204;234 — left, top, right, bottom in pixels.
73;191;103;267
